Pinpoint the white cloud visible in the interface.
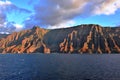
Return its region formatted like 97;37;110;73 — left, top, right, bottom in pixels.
25;0;120;29
93;0;120;15
47;20;76;29
1;0;120;31
0;32;9;34
13;24;23;31
0;22;23;33
0;0;11;6
0;0;31;33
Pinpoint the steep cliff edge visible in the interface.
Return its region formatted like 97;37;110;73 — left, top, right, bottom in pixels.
0;26;49;53
0;34;9;39
0;24;120;53
43;24;120;53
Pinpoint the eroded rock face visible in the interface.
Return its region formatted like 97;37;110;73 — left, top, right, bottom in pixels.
0;34;8;39
0;26;49;54
43;24;120;54
0;25;120;54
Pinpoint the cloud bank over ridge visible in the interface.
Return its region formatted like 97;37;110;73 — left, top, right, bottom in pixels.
25;0;120;29
0;0;120;33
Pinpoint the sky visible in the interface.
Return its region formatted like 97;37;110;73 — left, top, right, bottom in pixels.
0;0;120;33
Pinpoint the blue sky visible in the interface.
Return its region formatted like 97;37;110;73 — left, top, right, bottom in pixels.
0;0;120;33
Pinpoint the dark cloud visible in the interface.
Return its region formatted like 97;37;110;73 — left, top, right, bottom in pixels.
30;0;87;26
24;0;120;29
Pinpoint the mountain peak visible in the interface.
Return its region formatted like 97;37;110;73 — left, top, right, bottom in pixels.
0;24;120;54
32;26;40;29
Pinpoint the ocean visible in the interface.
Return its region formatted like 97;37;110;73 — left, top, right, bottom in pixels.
0;54;120;80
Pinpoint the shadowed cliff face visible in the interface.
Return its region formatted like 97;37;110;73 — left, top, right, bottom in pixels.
0;34;9;39
43;24;120;53
0;24;120;54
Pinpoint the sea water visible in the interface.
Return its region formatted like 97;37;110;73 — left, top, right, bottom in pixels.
0;54;120;80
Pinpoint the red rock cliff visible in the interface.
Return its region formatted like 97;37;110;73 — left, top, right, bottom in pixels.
0;24;120;54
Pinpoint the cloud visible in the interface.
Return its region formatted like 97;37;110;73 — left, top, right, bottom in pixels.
24;0;120;29
0;22;15;33
0;22;23;33
0;0;31;33
0;0;31;13
12;24;23;31
1;0;120;32
47;20;76;29
93;0;120;15
0;12;6;28
26;0;87;27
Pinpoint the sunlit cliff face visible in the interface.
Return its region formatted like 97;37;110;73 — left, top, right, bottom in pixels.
0;24;120;54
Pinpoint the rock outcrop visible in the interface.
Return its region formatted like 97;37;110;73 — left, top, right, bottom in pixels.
0;34;9;39
0;26;49;53
0;24;120;54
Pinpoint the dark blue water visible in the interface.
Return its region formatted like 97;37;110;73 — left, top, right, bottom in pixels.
0;54;120;80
